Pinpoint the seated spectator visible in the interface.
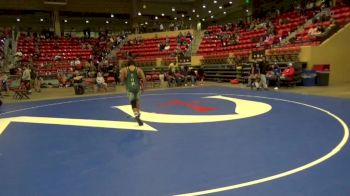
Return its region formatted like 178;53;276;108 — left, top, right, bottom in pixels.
75;58;82;69
168;61;177;73
174;69;185;86
185;67;196;86
164;43;171;50
95;72;108;92
317;26;326;34
266;64;281;90
57;71;69;87
247;64;260;89
53;55;61;61
166;70;176;87
308;27;322;36
84;59;94;77
159;42;166;51
0;72;9;94
73;71;84;95
281;63;295;80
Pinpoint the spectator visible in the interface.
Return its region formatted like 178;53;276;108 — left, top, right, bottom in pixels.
0;72;9;94
21;65;32;93
197;66;205;86
258;59;269;90
31;67;41;92
57;71;69;87
168;61;177;73
73;71;84;95
266;63;281;90
174;70;185;86
96;72;108;92
281;63;295;80
166;69;176;87
247;64;260;89
159;71;165;87
185;67;196;86
112;65;120;84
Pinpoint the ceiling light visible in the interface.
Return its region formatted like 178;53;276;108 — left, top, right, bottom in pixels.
246;9;249;12
196;14;200;18
161;13;165;16
106;20;109;24
86;20;89;23
211;15;214;19
111;14;114;18
202;18;205;21
182;14;185;17
155;16;158;20
219;6;223;9
189;17;192;21
138;12;141;16
64;19;68;23
143;4;146;9
229;1;233;4
224;11;227;15
202;5;206;8
16;18;20;22
213;0;217;3
208;10;212;13
192;9;196;13
172;7;175;12
40;18;44;22
125;21;128;24
145;21;148;25
174;17;177;20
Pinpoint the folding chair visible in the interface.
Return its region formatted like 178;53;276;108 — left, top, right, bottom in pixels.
12;82;30;100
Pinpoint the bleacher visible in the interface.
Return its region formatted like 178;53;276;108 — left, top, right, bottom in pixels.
117;36;191;66
273;11;313;38
267;5;350;61
295;6;350;43
16;36;94;77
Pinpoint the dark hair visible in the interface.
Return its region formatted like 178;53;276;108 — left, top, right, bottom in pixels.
127;60;135;66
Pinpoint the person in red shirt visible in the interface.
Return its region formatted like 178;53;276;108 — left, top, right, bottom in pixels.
281;63;295;80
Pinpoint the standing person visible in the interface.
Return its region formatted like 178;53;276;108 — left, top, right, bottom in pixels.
258;59;269;90
119;60;146;126
21;65;32;93
197;66;205;85
31;67;41;92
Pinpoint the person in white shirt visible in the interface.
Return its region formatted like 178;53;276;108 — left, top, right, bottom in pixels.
21;65;32;93
96;72;107;92
74;58;81;66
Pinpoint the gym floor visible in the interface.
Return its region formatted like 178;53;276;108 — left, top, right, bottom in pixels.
0;84;349;196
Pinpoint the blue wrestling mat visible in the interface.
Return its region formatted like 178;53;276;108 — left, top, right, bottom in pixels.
0;86;349;196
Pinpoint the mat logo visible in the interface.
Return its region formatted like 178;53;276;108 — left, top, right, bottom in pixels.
116;95;272;124
0;95;271;134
